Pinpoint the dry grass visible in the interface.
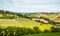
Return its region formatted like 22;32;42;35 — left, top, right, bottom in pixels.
53;18;60;23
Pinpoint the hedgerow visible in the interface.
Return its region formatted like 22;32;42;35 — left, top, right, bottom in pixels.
0;26;60;36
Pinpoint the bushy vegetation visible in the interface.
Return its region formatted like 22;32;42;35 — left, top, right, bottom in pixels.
0;26;60;36
51;26;60;32
0;26;38;36
0;10;16;19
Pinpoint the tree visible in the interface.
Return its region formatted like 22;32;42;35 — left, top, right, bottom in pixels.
33;26;41;33
27;28;35;34
4;26;17;36
51;26;60;32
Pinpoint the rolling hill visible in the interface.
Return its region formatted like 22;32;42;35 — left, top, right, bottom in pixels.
0;10;60;28
0;18;40;27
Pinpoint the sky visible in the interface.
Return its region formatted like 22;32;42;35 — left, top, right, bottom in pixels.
0;0;60;13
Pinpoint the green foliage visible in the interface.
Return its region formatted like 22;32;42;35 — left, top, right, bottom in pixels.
33;26;41;33
0;10;17;19
0;10;4;14
48;21;56;25
51;26;60;32
27;28;35;34
0;27;37;36
44;29;50;32
0;26;60;36
24;14;37;19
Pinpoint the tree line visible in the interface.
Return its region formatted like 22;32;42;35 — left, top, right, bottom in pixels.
0;26;60;36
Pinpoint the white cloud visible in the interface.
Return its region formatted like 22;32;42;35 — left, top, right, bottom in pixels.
0;0;60;12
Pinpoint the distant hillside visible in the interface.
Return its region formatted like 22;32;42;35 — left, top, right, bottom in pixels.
23;12;60;24
0;10;40;27
0;10;60;27
24;12;60;20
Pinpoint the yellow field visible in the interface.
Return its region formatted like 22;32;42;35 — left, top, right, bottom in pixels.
0;24;54;31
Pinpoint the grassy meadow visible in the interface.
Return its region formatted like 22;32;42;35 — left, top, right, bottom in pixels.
24;32;60;36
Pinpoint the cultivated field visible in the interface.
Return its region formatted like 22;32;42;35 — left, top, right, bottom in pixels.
0;17;41;28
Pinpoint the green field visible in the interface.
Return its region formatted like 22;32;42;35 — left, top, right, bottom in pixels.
24;32;60;36
0;17;40;28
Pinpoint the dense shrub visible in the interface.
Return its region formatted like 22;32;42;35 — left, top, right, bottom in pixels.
0;27;3;36
33;26;41;33
0;26;60;36
44;29;50;32
0;27;37;36
51;26;60;32
48;21;56;25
